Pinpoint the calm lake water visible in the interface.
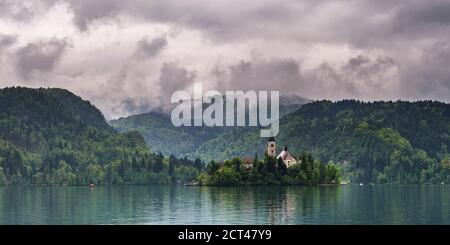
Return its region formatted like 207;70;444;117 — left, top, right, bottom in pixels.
1;185;450;224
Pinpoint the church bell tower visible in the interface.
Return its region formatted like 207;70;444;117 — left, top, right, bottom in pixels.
267;137;276;157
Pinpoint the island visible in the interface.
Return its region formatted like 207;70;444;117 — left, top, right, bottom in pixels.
196;137;341;186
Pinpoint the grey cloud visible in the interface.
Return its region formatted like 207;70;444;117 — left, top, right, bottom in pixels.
0;1;34;20
399;41;450;101
62;0;123;31
0;34;16;49
303;55;399;99
210;63;229;92
45;0;302;41
397;1;450;25
1;0;446;48
114;97;160;116
2;0;450;118
343;55;396;83
129;0;301;42
135;36;168;59
227;58;302;94
159;62;196;104
0;0;57;22
101;62;196;117
15;39;69;80
217;55;400;100
46;0;448;47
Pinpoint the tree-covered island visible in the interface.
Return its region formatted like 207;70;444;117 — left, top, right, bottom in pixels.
196;138;341;186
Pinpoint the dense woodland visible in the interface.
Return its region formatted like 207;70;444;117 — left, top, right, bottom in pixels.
276;100;450;184
109;95;310;157
1;87;450;185
114;98;450;185
0;87;202;185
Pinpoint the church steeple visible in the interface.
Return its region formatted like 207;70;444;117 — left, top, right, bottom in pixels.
267;137;276;157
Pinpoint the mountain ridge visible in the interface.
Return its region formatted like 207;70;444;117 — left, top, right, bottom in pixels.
109;94;312;156
112;98;450;184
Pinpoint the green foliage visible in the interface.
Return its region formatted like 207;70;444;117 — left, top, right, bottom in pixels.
183;100;450;184
209;167;241;186
0;87;202;186
206;161;220;175
173;165;200;183
2;87;450;185
203;153;341;186
109;96;310;159
110;111;228;157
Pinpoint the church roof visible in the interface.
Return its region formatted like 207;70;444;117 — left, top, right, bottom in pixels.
241;157;254;165
277;150;296;161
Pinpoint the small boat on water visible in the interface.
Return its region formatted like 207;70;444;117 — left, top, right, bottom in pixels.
89;183;95;188
184;181;200;186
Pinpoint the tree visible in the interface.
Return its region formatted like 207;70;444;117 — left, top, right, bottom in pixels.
168;155;177;175
210;167;240;186
0;167;7;185
194;158;203;170
277;157;287;176
264;155;277;174
206;161;220;175
153;153;164;173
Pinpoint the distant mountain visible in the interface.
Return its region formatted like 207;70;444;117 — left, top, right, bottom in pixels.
153;94;312;117
109;95;312;156
195;100;450;184
0;87;161;185
110;111;225;156
112;98;450;184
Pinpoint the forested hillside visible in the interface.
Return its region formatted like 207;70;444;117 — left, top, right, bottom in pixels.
110;95;310;156
2;87;449;185
110;111;228;157
112;97;450;184
196;100;450;184
0;87;202;185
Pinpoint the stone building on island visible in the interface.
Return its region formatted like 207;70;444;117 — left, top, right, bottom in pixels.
243;137;298;169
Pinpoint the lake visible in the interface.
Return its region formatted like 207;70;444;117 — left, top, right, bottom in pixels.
1;185;450;224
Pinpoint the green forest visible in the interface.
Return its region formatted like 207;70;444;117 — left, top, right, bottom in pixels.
109;95;310;157
1;87;450;186
114;99;450;185
0;87;202;185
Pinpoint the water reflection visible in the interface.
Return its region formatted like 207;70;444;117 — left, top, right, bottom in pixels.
0;185;449;224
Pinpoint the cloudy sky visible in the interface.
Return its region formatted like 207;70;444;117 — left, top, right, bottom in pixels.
0;0;450;119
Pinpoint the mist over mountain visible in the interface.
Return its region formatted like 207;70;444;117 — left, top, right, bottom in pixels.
112;97;450;184
1;86;449;185
109;94;311;156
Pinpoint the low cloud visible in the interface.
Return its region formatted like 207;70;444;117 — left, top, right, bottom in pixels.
15;38;69;80
216;55;400;101
1;0;450;119
64;0;122;31
158;62;196;105
399;41;450;101
135;36;168;59
0;34;16;49
115;97;161;117
300;55;399;100
226;58;302;94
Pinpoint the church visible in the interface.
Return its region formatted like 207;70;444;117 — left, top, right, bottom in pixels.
267;137;297;168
